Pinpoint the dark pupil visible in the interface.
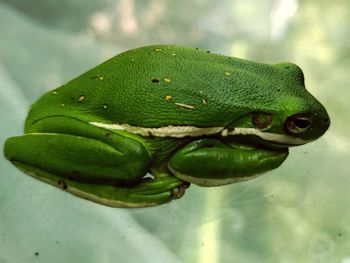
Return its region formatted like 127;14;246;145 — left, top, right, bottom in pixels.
293;119;310;129
284;114;312;134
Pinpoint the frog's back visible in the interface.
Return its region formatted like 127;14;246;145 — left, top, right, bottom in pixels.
26;45;306;129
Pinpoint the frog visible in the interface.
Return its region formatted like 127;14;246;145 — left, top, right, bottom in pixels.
3;45;330;208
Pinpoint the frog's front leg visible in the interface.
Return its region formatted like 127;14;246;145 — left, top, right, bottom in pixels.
4;116;187;207
168;138;288;187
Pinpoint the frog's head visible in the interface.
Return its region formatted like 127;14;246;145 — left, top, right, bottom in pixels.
223;63;330;149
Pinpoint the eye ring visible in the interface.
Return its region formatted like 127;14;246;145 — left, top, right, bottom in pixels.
284;114;311;134
252;113;273;130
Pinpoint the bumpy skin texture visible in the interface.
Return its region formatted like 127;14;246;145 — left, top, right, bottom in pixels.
4;45;330;207
26;46;325;135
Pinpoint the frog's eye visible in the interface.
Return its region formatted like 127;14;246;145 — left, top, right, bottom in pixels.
252;113;272;130
284;113;311;134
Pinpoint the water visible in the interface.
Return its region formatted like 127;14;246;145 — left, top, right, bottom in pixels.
1;0;349;262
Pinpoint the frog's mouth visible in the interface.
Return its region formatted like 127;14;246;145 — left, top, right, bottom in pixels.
220;127;313;148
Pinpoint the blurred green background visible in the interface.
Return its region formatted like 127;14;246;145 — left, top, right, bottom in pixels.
0;1;349;262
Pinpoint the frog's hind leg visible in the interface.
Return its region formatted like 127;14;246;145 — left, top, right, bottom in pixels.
4;116;187;207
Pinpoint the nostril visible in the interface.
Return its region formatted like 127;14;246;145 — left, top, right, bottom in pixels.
323;118;330;124
284;114;311;134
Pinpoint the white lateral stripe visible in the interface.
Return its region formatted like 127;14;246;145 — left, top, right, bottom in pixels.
89;122;223;138
89;122;311;144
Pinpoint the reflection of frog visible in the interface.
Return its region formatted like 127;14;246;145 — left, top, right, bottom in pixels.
4;45;330;207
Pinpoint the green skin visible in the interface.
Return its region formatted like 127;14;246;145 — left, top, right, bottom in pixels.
3;45;330;207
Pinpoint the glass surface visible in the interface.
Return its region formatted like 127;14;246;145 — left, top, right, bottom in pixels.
0;1;349;262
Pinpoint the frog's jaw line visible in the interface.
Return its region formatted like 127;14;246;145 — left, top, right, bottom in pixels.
89;122;311;145
222;127;313;145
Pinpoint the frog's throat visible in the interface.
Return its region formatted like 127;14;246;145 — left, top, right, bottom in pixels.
89;122;312;145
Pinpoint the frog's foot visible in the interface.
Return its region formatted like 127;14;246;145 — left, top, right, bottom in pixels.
124;176;190;206
10;161;189;207
172;182;189;199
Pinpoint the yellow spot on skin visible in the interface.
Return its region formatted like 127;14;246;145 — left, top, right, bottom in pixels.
93;75;104;80
224;71;231;76
165;95;172;101
61;103;65;107
164;78;171;83
171;53;176;57
52;91;58;95
202;99;207;105
103;104;108;109
78;96;85;102
155;48;163;52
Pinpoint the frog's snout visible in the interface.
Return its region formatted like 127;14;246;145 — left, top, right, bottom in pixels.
284;112;330;140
